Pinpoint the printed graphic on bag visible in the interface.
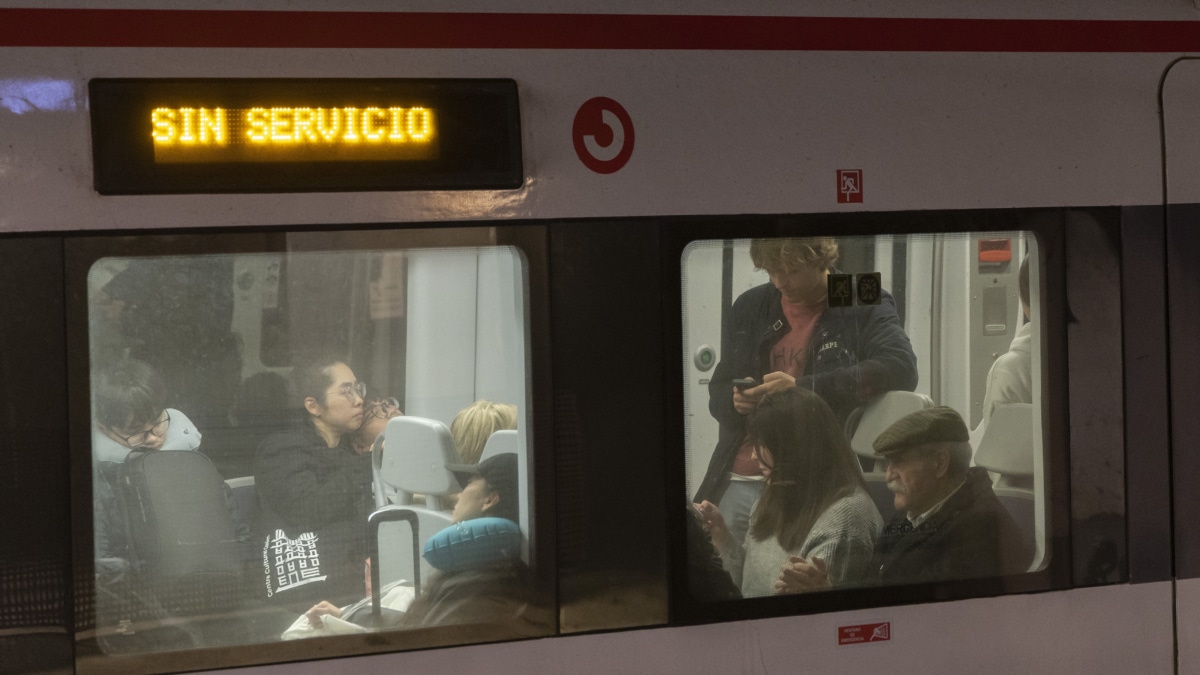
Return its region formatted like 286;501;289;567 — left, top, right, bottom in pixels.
266;530;327;595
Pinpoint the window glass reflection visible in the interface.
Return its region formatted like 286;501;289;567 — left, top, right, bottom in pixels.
87;245;544;654
684;233;1045;599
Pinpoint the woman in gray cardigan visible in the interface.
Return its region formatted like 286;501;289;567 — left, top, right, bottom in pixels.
695;388;882;597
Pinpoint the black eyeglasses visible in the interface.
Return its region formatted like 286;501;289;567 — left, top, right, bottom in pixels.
327;381;367;403
116;411;171;448
365;397;401;419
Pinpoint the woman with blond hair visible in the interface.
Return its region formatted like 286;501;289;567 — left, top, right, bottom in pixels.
450;400;517;464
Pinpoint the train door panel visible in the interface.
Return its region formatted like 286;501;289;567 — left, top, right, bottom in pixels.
1168;203;1200;675
1161;57;1200;675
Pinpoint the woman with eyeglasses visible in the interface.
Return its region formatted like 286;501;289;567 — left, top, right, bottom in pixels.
254;353;376;613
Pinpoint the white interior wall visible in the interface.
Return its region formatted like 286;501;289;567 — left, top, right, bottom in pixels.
939;236;973;416
405;249;480;425
905;238;935;400
683;242;725;497
473;248;526;409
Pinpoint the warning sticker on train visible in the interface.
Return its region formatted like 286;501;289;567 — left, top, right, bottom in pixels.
837;169;863;203
573;97;635;174
828;274;853;307
838;621;891;645
857;272;882;305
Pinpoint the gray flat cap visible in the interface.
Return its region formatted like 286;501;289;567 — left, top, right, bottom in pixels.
872;406;969;456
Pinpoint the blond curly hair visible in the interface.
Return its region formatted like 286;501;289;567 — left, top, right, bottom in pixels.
749;237;839;273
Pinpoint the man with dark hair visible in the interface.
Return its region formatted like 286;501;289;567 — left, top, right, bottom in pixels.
92;358;206;565
696;236;919;549
776;407;1031;592
91;358;249;639
92;358;202;463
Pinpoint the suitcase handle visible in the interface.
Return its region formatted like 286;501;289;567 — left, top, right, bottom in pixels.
366;506;421;627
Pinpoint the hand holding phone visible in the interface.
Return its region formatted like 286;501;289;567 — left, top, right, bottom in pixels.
732;377;757;391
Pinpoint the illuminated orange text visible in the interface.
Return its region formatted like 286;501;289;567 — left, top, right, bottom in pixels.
151;105;437;163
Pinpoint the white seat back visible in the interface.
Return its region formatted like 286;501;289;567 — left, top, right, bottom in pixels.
378;416;461;511
848;391;935;468
974;403;1034;486
479;429;518;462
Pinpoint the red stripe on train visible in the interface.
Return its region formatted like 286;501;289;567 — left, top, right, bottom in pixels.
1;10;1200;52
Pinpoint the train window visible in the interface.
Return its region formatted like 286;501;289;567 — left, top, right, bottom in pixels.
83;240;548;663
683;231;1048;601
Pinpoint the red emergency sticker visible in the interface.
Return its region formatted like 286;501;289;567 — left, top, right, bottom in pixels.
837;169;863;203
838;621;890;645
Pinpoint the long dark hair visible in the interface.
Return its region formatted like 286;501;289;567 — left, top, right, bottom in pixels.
747;388;865;550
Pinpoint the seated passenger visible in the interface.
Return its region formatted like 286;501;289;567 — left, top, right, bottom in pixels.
451;400;517;465
303;453;545;637
92;358;201;465
776;406;1032;592
91;358;248;635
92;358;230;566
254;354;374;611
351;389;403;455
694;388;882;597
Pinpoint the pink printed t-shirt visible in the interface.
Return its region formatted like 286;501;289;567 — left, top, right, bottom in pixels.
730;297;825;477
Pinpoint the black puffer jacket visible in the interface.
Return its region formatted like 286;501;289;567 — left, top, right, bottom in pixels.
695;281;918;504
254;423;373;609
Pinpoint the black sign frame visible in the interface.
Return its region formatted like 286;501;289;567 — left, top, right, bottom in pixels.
90;78;523;194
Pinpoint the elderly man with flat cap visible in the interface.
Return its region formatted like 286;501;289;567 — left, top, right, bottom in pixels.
776;406;1030;592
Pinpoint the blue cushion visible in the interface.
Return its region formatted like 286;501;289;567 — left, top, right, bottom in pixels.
423;517;522;572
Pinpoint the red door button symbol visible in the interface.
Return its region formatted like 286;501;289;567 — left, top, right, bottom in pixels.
837;169;863;203
573;97;635;174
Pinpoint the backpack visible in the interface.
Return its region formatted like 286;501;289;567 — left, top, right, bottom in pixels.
116;450;245;615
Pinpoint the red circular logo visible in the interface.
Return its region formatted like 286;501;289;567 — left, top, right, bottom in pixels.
572;97;635;174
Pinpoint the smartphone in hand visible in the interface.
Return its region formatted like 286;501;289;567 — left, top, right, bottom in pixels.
732;378;757;390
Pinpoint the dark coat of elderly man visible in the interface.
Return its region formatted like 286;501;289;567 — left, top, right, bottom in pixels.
868;406;1031;584
775;406;1031;593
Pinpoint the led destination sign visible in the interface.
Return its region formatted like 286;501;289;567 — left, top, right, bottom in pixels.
151;105;437;163
90;79;521;194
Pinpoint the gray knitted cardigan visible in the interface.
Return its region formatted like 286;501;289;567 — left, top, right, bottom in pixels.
723;487;883;597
